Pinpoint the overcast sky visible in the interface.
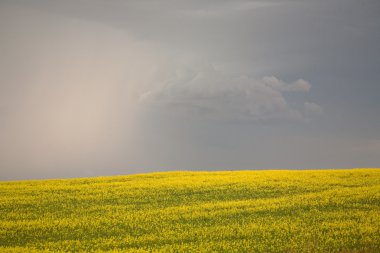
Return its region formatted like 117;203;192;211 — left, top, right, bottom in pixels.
1;0;379;180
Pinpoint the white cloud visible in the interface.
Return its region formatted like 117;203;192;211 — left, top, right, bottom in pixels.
304;102;323;115
139;66;318;122
262;76;311;92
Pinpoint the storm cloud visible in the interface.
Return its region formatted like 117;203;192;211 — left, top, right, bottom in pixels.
0;0;379;180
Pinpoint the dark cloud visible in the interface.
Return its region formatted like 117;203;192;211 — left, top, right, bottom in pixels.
0;0;379;180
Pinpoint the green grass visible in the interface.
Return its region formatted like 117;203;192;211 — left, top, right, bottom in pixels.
1;169;380;252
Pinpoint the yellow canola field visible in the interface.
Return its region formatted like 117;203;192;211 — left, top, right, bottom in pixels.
0;169;379;252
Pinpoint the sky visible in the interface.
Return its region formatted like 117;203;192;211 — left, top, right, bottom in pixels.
0;0;379;180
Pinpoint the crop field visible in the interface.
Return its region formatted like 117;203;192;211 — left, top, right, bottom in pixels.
0;169;380;252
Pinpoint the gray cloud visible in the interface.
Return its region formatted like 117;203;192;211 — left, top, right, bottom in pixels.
181;1;287;18
0;5;168;179
139;66;316;122
0;0;379;180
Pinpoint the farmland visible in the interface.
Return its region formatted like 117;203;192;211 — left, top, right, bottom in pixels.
0;169;380;252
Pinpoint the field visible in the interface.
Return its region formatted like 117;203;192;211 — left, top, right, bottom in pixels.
0;169;380;252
